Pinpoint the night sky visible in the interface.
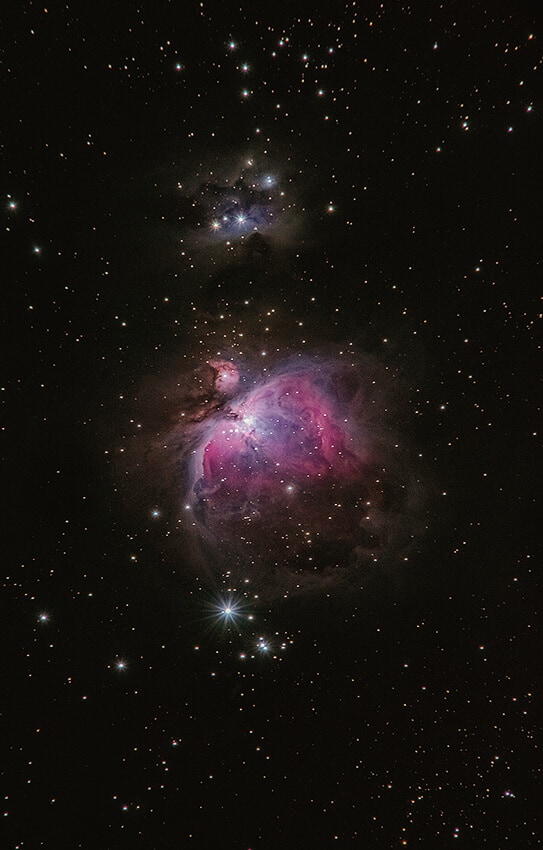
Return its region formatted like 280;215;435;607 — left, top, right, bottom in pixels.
4;1;542;847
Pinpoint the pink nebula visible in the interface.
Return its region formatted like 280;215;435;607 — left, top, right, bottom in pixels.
187;364;374;562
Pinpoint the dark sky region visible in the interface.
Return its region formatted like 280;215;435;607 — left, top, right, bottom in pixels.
3;1;542;848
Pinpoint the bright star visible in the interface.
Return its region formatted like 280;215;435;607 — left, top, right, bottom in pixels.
217;597;241;621
207;594;250;632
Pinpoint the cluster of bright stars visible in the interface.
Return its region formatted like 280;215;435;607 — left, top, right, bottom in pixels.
206;168;280;236
210;212;248;231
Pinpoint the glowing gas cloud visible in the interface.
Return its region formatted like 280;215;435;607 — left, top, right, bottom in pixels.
118;345;426;598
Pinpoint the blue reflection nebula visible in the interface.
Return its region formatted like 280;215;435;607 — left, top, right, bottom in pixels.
203;177;279;239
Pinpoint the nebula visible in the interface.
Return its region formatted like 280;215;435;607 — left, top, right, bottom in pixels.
203;177;280;239
166;151;307;274
189;364;368;546
117;343;426;598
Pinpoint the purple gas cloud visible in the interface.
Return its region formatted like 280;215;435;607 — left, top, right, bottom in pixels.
117;348;425;597
184;359;394;574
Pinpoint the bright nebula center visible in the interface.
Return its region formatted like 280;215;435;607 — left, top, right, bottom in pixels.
194;371;364;500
